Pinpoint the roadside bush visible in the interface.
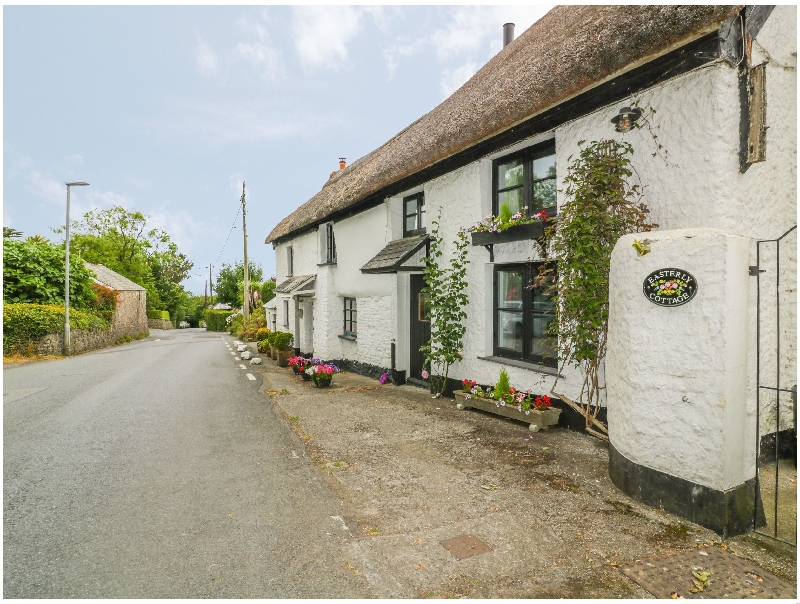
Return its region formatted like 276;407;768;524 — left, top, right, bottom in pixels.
255;328;270;341
228;313;244;336
271;331;294;351
205;309;234;331
3;303;109;355
89;283;118;322
147;309;170;321
3;238;97;308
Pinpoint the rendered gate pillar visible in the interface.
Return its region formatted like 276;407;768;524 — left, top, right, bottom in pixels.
606;228;757;536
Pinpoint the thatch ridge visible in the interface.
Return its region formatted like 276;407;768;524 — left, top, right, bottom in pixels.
266;5;740;244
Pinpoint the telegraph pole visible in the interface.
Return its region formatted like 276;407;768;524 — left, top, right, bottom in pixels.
208;263;213;304
241;182;249;323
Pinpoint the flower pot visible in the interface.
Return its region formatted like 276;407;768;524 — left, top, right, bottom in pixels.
271;346;277;361
301;371;312;381
292;365;305;375
276;349;292;367
454;391;561;432
314;375;332;388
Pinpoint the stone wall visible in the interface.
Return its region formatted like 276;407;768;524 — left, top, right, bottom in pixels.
113;290;148;340
33;328;115;356
148;318;174;330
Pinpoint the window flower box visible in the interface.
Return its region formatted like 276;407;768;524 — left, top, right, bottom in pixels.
470;221;546;246
454;390;561;432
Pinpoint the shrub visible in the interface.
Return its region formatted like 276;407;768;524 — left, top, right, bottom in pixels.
228;313;244;335
146;309;171;321
205;309;234;331
255;328;270;341
90;283;118;321
3;303;108;355
493;367;511;400
3;238;98;308
271;331;294;351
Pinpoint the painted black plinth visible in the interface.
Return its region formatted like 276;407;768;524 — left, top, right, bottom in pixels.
608;444;765;538
470;221;546;246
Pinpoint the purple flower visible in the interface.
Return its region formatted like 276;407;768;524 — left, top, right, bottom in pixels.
379;373;389;384
421;370;429;379
500;401;505;407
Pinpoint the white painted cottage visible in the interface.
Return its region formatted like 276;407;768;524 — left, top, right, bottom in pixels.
267;6;796;536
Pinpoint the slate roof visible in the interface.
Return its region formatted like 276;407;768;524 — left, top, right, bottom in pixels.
264;298;278;309
275;274;315;294
265;4;740;245
85;263;145;292
360;235;429;274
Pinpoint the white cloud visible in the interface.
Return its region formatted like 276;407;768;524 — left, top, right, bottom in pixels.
144;100;330;146
292;6;365;71
67;153;84;166
440;61;479;98
384;39;425;80
195;36;219;77
24;170;65;205
234;40;280;80
147;206;215;258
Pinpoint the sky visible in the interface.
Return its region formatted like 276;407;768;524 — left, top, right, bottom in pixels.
3;4;553;295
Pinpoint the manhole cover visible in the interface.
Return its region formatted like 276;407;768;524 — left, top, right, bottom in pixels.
620;546;795;599
440;535;492;560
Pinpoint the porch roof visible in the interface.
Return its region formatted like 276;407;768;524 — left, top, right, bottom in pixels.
360;235;428;274
275;274;315;294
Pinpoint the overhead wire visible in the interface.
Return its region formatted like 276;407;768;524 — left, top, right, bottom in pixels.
212;195;244;268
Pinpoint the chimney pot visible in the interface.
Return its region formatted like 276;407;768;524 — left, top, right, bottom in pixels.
503;23;515;48
339;157;346;170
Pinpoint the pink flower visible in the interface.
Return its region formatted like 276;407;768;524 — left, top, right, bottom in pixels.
421;370;429;379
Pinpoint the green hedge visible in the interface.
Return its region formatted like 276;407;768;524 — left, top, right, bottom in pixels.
3;303;109;355
205;309;234;331
147;310;171;321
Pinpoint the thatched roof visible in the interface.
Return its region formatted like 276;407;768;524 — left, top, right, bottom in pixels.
266;5;740;245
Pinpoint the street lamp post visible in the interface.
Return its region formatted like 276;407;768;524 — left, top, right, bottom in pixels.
64;181;90;356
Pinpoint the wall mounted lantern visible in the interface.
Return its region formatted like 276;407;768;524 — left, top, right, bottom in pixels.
611;106;642;133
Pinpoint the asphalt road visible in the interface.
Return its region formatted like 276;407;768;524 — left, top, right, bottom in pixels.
3;329;370;598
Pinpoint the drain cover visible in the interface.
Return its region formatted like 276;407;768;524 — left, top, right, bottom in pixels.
440;535;493;560
620;546;795;599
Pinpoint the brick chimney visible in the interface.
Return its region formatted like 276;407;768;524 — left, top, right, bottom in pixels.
339;157;346;170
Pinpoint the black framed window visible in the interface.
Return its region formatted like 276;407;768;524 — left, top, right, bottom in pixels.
494;263;556;367
403;193;426;237
343;297;357;336
493;140;556;218
283;299;289;327
287;246;294;276
325;223;337;264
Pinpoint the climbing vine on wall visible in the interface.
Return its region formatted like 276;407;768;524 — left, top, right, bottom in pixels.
422;215;470;397
538;139;656;440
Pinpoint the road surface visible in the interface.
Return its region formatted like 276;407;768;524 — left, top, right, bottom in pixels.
4;329;369;598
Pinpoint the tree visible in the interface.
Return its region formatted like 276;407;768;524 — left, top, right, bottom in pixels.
260;277;276;304
4;227;23;239
148;241;193;324
215;261;263;308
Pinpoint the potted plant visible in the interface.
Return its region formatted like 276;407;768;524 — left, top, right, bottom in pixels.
305;362;340;388
288;356;312;379
272;332;294;367
454;367;561;432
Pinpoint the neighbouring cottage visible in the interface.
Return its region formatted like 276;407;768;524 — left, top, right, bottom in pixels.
85;263;148;341
266;6;796;536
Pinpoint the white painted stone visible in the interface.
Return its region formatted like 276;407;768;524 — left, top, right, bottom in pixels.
250;357;262;365
607;229;752;491
240;351;252;360
237;344;247;352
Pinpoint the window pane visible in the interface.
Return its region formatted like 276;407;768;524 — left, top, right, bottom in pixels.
419;202;426;230
532;179;557;210
497;310;523;352
405;213;418;233
532;153;556;181
498;187;524;216
497;159;523;189
496;269;523;308
418;292;430;321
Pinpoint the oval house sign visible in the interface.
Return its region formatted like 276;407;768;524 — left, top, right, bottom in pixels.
643;268;697;307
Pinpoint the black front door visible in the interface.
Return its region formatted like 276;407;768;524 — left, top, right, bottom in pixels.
409;274;431;380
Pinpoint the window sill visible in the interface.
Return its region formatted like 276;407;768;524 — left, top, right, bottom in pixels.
318;262;337;267
338;333;357;342
477;355;561;377
470;221;546;246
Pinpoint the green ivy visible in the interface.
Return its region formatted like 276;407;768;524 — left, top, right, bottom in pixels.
3;303;109;355
541;139;655;439
421;215;470;397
